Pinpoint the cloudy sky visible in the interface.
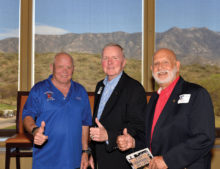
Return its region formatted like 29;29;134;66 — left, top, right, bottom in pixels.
0;0;220;39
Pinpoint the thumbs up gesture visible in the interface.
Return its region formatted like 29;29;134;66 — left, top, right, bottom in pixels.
33;121;48;145
116;128;135;151
89;118;108;142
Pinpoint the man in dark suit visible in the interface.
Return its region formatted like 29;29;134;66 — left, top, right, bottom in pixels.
118;48;215;169
89;43;147;169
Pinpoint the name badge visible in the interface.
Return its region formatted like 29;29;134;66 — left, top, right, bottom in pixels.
97;87;103;94
178;94;191;104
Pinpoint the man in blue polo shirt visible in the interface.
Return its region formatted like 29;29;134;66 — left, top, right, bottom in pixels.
23;52;92;169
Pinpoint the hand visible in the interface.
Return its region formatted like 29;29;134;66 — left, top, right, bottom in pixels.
33;121;48;145
149;156;168;169
89;155;95;169
90;118;108;142
117;128;135;151
80;153;89;169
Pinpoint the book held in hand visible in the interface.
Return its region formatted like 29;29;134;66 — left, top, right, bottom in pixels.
126;148;153;169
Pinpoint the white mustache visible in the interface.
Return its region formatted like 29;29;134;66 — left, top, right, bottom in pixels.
156;70;169;75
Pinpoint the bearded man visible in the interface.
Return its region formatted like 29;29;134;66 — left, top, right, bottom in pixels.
117;48;215;169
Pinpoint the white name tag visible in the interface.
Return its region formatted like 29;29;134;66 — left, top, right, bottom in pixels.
178;94;191;104
97;87;103;94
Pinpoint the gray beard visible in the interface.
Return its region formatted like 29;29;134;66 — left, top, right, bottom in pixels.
152;66;178;85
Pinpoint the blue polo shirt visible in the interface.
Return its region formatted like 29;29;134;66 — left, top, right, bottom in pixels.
22;75;92;169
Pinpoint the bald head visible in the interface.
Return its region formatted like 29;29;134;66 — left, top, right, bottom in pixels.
152;48;180;88
153;48;177;66
53;52;74;66
50;52;74;86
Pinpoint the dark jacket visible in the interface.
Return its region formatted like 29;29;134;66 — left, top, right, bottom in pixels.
145;76;215;169
91;72;147;169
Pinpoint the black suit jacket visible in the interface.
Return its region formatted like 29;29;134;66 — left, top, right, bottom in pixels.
145;77;215;169
91;72;147;169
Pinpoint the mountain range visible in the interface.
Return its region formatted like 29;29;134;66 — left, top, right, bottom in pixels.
0;27;220;65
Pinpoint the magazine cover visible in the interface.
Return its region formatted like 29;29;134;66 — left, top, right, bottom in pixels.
126;148;153;169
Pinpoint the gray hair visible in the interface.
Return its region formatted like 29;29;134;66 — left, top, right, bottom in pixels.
102;43;125;58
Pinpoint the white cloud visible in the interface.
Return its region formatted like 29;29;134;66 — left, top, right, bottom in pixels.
0;25;69;39
0;29;19;39
35;24;69;35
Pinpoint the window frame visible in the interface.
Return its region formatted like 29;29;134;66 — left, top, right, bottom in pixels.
20;0;155;91
1;0;219;138
0;0;155;136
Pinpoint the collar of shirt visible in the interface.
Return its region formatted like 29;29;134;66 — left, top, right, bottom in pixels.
48;74;73;101
96;71;123;120
150;76;180;144
103;71;123;88
157;76;180;97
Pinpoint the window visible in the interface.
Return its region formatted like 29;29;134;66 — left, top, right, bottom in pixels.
156;0;220;127
0;0;154;134
34;0;143;91
0;0;19;129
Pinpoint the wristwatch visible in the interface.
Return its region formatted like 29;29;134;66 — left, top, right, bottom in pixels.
31;126;39;135
82;149;91;154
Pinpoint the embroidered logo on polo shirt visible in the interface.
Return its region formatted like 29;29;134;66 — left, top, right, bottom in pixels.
44;91;55;101
75;96;82;100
